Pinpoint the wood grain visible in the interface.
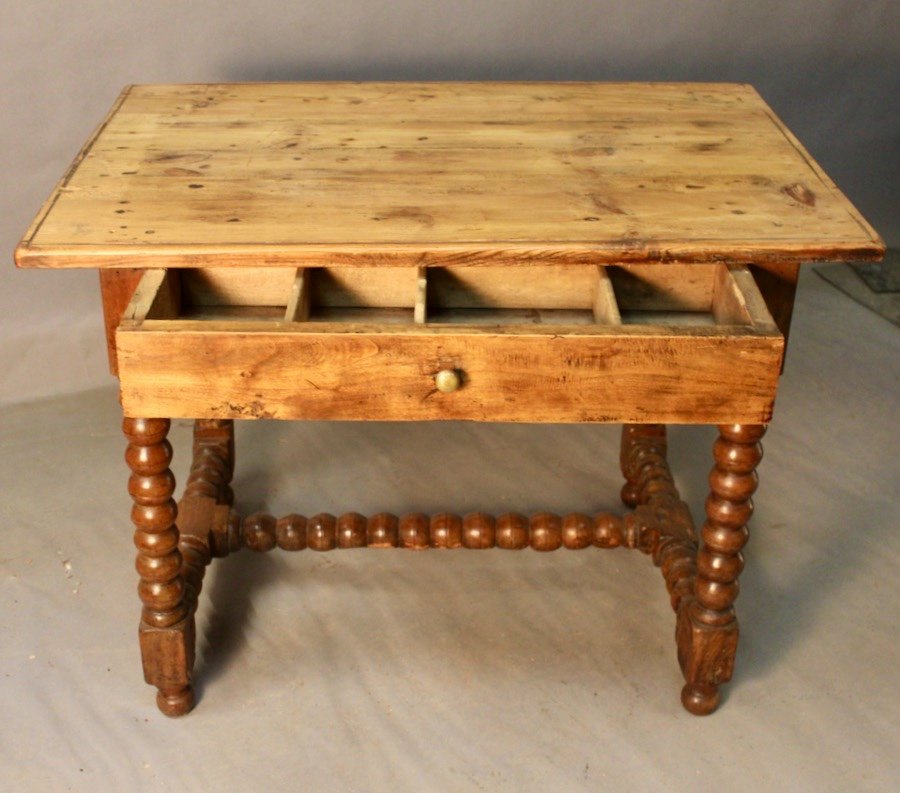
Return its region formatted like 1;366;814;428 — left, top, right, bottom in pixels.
16;82;883;270
116;324;783;423
114;260;783;423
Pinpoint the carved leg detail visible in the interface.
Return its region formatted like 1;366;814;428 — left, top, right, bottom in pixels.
678;423;765;715
178;419;236;604
124;417;195;717
619;424;699;616
620;424;667;507
184;419;235;506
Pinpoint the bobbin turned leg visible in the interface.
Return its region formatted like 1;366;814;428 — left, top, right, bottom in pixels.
123;417;194;717
178;419;236;608
677;423;765;715
184;419;235;506
620;424;667;507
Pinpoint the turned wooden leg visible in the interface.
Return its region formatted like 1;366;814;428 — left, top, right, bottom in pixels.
178;419;236;605
678;423;765;715
184;419;235;506
124;417;195;717
620;424;667;507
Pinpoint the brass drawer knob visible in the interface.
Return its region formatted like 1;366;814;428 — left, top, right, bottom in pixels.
434;369;461;393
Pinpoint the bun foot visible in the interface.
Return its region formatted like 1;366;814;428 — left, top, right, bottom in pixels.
681;683;720;715
156;685;195;717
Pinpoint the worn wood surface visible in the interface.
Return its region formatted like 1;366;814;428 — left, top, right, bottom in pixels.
16;82;883;269
116;325;783;423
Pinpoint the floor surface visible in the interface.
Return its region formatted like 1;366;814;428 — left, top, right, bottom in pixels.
1;271;898;792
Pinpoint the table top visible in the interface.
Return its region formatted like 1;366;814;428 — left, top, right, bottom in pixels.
16;82;883;269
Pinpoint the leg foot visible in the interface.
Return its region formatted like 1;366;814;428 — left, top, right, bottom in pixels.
681;683;720;716
157;685;195;717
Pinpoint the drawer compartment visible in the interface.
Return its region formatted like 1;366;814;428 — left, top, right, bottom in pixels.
116;263;784;423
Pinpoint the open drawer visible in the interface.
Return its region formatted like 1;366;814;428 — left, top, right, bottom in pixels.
116;263;784;423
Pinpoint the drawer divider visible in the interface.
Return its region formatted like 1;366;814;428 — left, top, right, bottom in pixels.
593;266;622;325
284;268;310;322
719;265;779;332
123;268;179;324
414;266;427;324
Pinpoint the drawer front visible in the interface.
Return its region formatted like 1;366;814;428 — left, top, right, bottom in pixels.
115;263;784;424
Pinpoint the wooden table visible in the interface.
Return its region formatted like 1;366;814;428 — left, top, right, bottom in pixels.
16;82;883;717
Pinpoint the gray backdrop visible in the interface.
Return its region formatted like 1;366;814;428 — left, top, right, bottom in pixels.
2;0;897;407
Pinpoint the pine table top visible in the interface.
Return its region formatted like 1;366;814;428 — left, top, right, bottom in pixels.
16;82;883;269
